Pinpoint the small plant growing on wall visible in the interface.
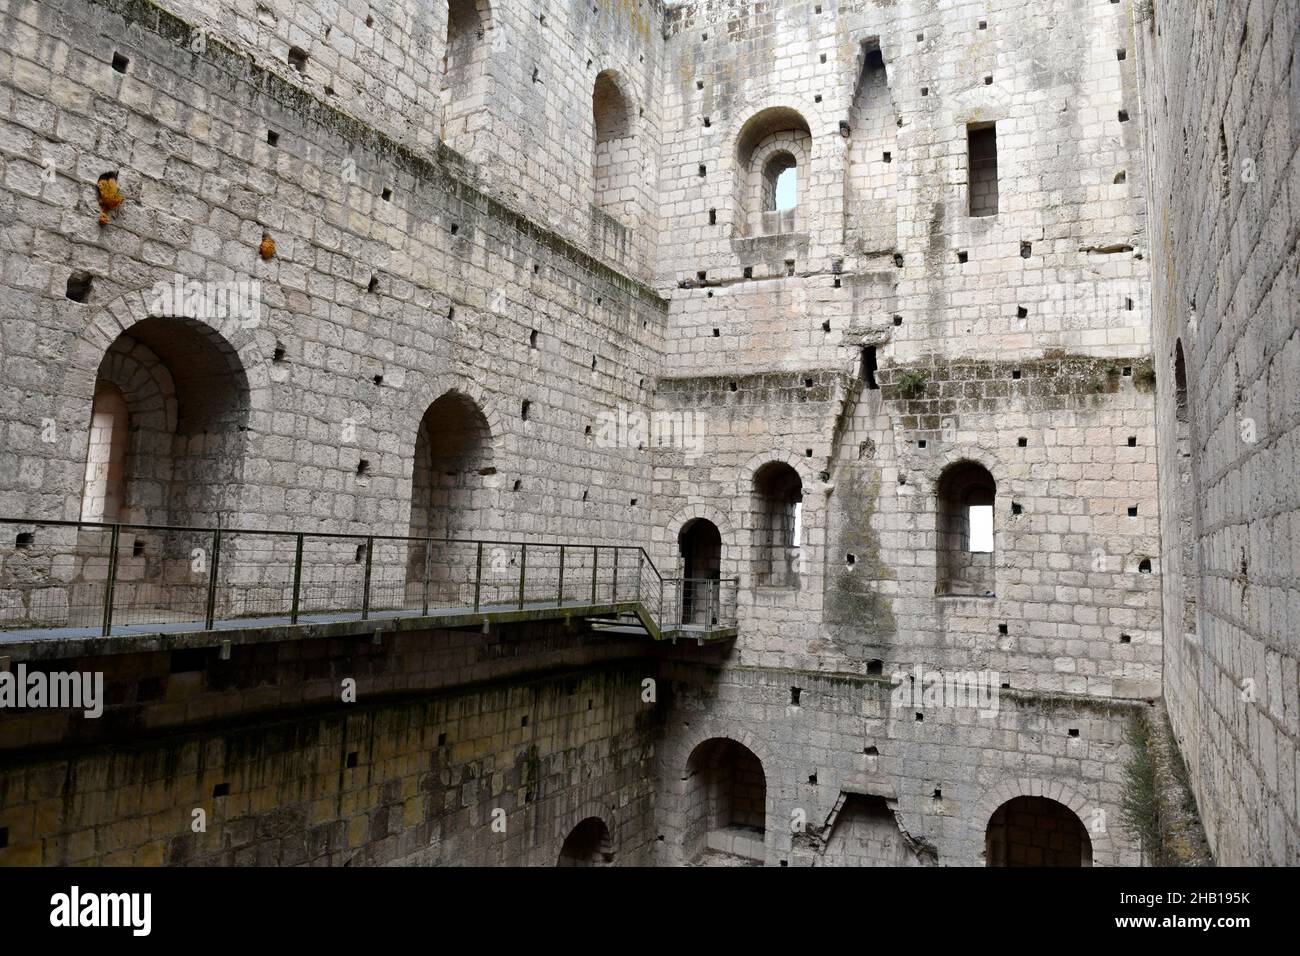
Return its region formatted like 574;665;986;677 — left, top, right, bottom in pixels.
896;370;926;398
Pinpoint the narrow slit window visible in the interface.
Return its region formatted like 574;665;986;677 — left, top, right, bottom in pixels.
968;123;999;217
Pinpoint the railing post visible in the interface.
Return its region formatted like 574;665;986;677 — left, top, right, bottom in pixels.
591;546;598;604
474;542;483;612
361;536;373;620
557;545;565;607
636;550;643;601
290;533;304;625
101;523;120;637
518;544;527;610
658;576;664;628
204;521;222;631
422;538;432;616
611;549;619;603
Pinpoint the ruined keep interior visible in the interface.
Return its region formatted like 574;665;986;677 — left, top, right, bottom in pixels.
0;0;1296;868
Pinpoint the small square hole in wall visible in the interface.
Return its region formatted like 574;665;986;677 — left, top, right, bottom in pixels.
372;373;383;386
1017;306;1028;319
1011;502;1023;515
630;498;638;506
288;46;308;72
698;164;707;177
709;208;717;225
805;449;813;458
790;687;801;705
712;328;720;337
867;660;883;676
1138;558;1152;573
1017;436;1027;447
846;553;856;567
822;319;832;333
66;273;93;302
521;715;529;727
450;224;459;235
1122;366;1132;376
814;94;822;103
804;378;814;388
437;732;447;746
915;712;924;722
786;260;796;276
1117;49;1127;60
273;343;286;363
1114;170;1127;183
1118;109;1129;122
1128;506;1138;517
1012;369;1022;380
864;745;879;756
1068;728;1079;738
1128;435;1137;447
808;773;817;785
917;439;927;448
112;52;129;73
356;460;370;477
1001;681;1011;689
16;532;34;549
346;751;358;768
1020;241;1032;258
743;266;753;279
883;151;891;162
529;329;538;348
1125;297;1134;311
933;788;942;800
588;699;594;710
957;250;968;263
921;86;929;96
267;130;279;146
213;783;230;798
998;623;1008;635
820;52;827;63
132;539;144;558
1120;633;1132;644
381;187;392;201
978;19;987;29
984;75;993;85
354;544;366;563
916;32;924;41
703;116;711;127
513;480;522;491
696;79;704;90
521;400;531;420
697;271;707;282
893;254;904;268
368;275;379;293
729;382;737;392
893;314;903;326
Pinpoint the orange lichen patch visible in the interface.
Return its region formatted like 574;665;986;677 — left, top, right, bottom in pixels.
96;173;125;226
259;234;277;260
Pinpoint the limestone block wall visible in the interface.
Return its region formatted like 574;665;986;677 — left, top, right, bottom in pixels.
648;0;1159;700
1136;0;1300;865
0;653;660;866
652;659;1143;866
0;0;665;556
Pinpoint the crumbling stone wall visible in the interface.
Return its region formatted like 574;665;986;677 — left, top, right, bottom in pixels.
1136;0;1300;865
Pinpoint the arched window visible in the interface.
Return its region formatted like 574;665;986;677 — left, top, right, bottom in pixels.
557;817;613;866
753;462;803;587
683;738;766;864
678;518;721;625
1172;341;1196;636
441;0;490;154
734;108;811;237
936;461;996;596
592;70;636;224
986;796;1093;866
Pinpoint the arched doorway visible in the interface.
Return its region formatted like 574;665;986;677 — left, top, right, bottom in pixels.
678;518;721;625
406;390;494;607
682;738;766;864
557;817;613;866
985;796;1093;866
74;315;250;624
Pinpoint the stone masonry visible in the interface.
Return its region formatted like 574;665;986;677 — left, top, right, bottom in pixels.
0;0;1295;866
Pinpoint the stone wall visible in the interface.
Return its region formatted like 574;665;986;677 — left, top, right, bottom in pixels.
1136;0;1300;865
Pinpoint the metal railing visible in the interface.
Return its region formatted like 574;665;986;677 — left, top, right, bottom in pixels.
0;517;738;640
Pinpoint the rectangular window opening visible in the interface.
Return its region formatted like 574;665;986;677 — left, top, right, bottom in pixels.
967;123;999;217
